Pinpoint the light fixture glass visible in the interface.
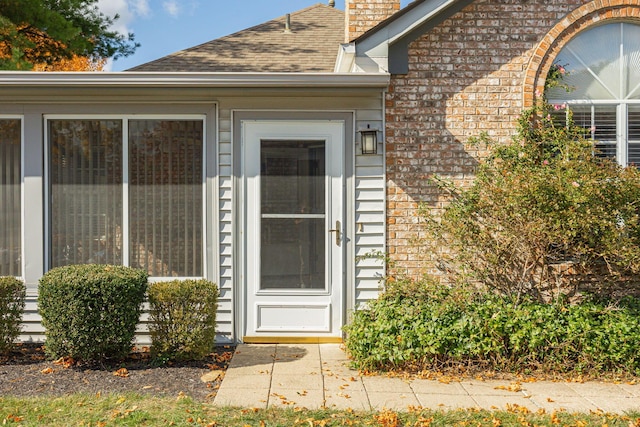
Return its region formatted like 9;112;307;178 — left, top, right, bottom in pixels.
360;129;378;155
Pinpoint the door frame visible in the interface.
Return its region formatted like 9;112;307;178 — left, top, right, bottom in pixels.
232;111;355;343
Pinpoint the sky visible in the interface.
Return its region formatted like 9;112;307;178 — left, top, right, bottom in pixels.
99;0;412;71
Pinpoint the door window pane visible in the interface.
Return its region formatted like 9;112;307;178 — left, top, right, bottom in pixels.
129;120;203;277
49;120;123;267
261;218;325;289
261;141;325;215
0;119;21;276
260;141;325;290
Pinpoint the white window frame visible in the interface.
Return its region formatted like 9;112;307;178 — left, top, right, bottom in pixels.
0;115;24;279
44;114;207;280
549;100;640;167
547;22;640;167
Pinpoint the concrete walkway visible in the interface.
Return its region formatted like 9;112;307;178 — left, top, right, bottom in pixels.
213;344;640;413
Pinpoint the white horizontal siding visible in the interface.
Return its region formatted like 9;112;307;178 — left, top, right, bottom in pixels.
354;106;385;309
20;295;44;342
355;287;383;303
216;108;234;341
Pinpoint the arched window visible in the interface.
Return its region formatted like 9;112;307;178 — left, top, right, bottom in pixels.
546;22;640;166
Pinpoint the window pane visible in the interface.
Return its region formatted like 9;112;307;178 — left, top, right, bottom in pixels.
558;24;622;100
50;120;123;267
0;119;21;276
593;106;617;159
547;23;640;100
571;105;617;160
623;24;640;100
629;106;640;166
129;120;203;277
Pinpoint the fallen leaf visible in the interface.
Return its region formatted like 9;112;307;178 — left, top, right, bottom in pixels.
201;370;222;383
113;368;129;378
40;367;54;374
494;382;522;392
53;356;75;368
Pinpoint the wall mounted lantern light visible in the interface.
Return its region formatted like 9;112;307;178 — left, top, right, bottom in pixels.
359;125;378;155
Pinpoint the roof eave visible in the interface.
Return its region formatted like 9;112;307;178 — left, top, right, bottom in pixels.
0;71;390;88
334;43;356;73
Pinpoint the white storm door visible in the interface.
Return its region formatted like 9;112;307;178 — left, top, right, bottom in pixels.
243;121;344;339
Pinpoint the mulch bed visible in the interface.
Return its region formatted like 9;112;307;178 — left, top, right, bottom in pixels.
0;343;235;401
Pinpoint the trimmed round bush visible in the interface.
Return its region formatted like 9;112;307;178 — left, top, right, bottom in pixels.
0;277;26;354
148;279;218;361
38;264;148;362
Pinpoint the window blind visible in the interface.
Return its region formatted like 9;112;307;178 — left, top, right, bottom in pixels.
49;120;123;267
128;120;203;277
0;119;21;276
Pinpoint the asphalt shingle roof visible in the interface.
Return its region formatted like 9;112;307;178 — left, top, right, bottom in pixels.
129;4;344;72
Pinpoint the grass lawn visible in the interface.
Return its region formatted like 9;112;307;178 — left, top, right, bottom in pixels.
1;393;639;426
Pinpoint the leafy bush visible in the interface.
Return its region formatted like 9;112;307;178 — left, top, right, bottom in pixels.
343;281;640;375
147;279;218;361
422;100;640;302
0;277;25;354
38;265;147;362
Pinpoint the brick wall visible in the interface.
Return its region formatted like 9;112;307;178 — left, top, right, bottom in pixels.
385;0;640;278
346;0;401;42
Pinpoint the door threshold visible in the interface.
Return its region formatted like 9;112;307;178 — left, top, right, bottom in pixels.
243;336;343;344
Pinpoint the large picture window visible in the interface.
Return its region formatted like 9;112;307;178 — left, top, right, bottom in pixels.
0;119;21;276
49;117;204;277
546;22;640;166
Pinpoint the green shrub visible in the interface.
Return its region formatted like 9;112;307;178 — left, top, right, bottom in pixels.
38;265;148;362
343;283;640;376
422;100;640;302
0;277;25;354
147;279;218;361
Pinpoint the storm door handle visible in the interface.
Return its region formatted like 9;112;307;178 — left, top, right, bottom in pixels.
329;220;341;246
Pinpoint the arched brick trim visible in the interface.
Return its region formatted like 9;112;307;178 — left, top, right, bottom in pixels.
523;1;640;107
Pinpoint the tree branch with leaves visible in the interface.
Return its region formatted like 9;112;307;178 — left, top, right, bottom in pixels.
0;0;138;70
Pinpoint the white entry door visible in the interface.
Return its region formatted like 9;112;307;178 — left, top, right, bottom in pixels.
243;120;344;341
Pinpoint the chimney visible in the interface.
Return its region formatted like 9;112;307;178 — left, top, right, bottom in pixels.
345;0;401;42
